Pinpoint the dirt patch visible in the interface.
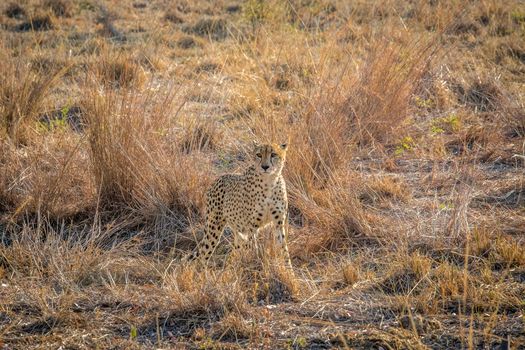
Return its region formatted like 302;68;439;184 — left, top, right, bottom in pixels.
473;187;525;209
38;106;85;133
17;316;61;335
331;327;428;349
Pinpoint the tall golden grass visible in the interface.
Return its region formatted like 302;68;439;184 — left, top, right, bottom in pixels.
0;0;524;348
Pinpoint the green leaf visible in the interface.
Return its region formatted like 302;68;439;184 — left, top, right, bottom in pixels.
130;325;138;340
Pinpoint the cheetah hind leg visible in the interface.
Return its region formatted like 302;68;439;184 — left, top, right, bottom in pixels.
183;213;225;266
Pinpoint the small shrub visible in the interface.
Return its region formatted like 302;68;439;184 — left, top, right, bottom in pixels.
431;114;460;134
414;96;435;109
510;10;525;24
96;55;145;89
38;105;84;133
394;136;415;156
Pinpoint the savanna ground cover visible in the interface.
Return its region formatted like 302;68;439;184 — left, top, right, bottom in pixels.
0;0;524;349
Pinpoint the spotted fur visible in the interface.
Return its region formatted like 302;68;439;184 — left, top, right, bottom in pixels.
184;142;292;267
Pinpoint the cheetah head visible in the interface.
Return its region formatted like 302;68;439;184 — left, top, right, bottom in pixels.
253;141;288;176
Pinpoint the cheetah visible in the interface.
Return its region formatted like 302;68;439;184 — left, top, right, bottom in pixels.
184;141;292;268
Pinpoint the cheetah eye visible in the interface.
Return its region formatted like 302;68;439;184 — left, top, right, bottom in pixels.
256;153;262;158
271;153;278;158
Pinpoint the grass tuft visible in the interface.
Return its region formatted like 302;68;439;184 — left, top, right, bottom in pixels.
95;54;146;89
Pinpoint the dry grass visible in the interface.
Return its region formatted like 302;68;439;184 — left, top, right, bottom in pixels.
0;49;67;145
1;0;524;349
42;0;72;18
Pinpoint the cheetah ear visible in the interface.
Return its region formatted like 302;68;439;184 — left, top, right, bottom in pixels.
252;140;260;150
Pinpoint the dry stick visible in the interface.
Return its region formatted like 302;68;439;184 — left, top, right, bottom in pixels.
156;313;162;344
459;228;470;349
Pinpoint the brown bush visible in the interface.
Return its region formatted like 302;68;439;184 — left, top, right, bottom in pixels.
82;88;171;209
0;52;66;145
95;54;145;89
341;36;439;146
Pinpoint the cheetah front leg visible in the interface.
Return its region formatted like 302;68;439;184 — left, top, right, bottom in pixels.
233;227;260;256
275;222;292;269
273;213;292;269
233;231;250;250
